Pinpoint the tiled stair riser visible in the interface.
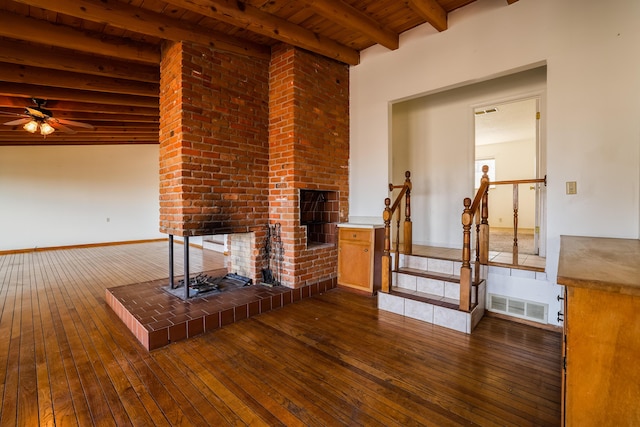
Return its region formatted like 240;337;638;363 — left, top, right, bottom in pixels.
378;282;486;334
380;253;487;334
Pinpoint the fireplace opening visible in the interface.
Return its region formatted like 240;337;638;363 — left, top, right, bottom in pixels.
300;189;338;246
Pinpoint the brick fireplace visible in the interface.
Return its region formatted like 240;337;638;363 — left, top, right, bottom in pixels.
159;41;349;289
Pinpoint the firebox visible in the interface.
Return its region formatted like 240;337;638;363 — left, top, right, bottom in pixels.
300;189;338;246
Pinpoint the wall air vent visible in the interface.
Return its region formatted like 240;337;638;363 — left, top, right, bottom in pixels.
489;294;547;323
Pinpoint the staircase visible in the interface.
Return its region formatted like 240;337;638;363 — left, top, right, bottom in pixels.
378;249;486;334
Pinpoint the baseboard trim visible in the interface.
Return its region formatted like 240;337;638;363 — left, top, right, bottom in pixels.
485;310;562;333
0;238;168;255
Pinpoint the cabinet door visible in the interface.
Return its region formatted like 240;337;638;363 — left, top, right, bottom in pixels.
338;240;372;290
338;228;373;291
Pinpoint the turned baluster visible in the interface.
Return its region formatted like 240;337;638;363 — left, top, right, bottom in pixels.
403;171;413;255
512;183;519;265
479;165;490;264
394;208;401;271
381;198;392;293
474;209;481;285
460;197;472;312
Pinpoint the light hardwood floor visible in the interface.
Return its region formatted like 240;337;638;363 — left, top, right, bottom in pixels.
0;241;561;426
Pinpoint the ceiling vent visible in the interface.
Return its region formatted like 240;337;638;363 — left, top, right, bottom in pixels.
475;107;499;115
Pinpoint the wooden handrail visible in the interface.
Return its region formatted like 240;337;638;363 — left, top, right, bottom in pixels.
491;176;547;186
381;171;412;293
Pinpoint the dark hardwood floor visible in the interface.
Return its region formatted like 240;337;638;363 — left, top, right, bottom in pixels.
0;242;561;426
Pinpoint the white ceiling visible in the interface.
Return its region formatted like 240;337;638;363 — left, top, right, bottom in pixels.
474;98;537;146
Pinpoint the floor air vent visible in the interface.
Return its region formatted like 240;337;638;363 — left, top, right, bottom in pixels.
489;294;547;323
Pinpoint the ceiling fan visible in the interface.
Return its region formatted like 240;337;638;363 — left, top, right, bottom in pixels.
0;99;94;136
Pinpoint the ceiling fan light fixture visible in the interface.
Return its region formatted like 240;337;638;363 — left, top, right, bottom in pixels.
40;122;55;136
23;120;39;133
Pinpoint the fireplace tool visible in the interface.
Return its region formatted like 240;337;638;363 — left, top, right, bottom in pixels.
261;224;276;286
261;223;282;286
273;223;282;286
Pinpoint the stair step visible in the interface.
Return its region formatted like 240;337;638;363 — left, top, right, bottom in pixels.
397;267;459;283
396;267;485;286
389;288;461;310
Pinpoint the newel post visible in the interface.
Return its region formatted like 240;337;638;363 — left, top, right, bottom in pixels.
479;165;490;265
403;171;413;255
460;198;472;312
381;198;392;293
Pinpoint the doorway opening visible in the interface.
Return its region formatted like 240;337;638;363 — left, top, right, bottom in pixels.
474;97;544;257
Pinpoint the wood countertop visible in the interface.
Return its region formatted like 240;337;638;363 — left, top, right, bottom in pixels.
557;235;640;296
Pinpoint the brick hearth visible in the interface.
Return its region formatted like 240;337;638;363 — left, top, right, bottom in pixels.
106;273;337;351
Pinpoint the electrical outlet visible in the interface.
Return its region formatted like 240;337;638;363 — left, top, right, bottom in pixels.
566;181;577;195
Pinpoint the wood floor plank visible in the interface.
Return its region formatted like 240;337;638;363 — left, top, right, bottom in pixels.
0;242;561;426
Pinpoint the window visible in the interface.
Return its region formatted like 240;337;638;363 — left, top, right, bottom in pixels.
475;158;496;188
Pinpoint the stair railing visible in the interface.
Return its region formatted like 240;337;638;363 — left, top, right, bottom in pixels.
460;166;547;311
381;171;412;293
460;166;490;311
490;176;547;264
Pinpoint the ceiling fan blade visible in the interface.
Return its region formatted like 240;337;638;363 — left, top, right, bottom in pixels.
55;118;94;129
25;107;48;119
48;120;77;134
0;111;29;118
3;118;32;126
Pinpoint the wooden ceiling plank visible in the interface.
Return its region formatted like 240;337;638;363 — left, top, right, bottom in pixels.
164;0;360;65
507;0;519;4
405;0;448;32
305;0;399;50
0;82;158;108
0;96;158;117
0;125;158;133
0;140;158;146
0;10;159;63
0;38;159;82
10;0;270;59
0;62;159;97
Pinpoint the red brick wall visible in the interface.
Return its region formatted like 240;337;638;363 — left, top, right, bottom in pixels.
269;44;350;288
159;41;270;238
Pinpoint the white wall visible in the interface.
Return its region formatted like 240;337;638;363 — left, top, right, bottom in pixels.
0;145;162;251
477;139;537;229
350;0;640;324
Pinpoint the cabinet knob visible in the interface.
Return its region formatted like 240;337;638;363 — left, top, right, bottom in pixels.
364;248;368;252
352;234;357;238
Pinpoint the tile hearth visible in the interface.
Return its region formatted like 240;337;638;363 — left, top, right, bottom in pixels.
106;270;336;350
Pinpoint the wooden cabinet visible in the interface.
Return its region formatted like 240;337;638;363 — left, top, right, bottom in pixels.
337;225;384;294
557;236;640;426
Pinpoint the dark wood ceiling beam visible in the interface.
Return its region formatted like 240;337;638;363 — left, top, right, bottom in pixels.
164;0;360;65
49;112;159;123
405;0;447;32
10;0;270;60
0;63;159;97
0;38;159;82
0;126;158;133
305;0;399;50
0;133;159;141
0;83;158;108
507;0;519;4
0;96;158;117
0;11;159;64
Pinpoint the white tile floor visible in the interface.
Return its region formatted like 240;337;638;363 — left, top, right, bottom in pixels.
399;244;546;271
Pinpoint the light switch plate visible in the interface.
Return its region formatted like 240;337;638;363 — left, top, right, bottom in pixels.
566;181;577;195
